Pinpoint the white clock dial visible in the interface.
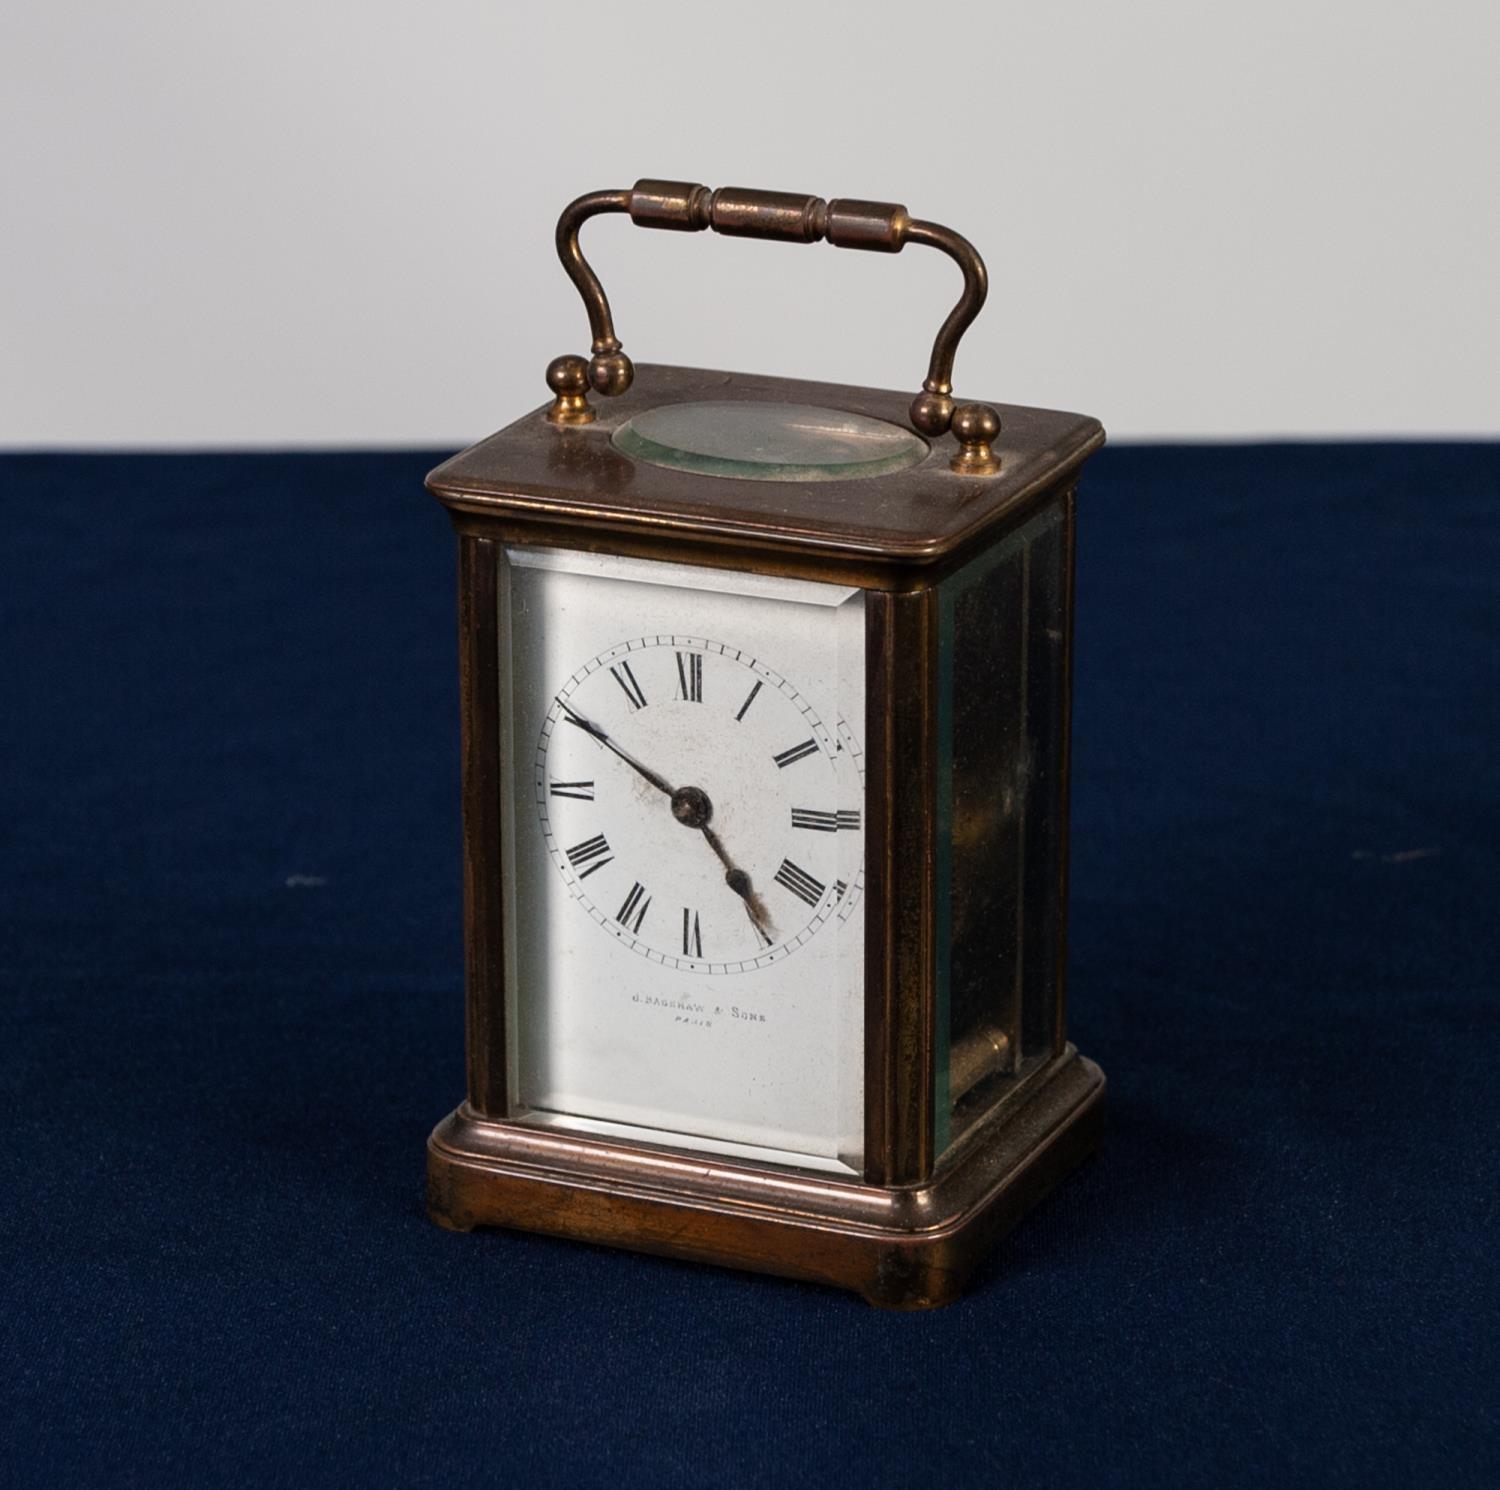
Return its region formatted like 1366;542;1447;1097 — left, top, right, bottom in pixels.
501;545;867;1172
536;636;853;974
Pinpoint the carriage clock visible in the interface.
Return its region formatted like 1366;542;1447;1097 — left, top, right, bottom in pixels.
424;179;1106;1309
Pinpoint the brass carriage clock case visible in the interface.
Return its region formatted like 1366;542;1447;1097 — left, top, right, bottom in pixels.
424;180;1105;1309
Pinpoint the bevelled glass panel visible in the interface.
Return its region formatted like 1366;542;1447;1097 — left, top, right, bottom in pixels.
497;546;868;1175
934;496;1070;1158
613;400;928;482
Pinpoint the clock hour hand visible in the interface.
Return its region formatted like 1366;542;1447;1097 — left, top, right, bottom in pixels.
662;784;777;945
701;824;777;947
559;702;675;798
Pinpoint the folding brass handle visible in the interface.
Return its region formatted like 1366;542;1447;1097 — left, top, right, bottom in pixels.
544;179;1002;476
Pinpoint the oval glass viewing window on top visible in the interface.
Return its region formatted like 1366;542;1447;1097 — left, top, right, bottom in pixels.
612;400;929;482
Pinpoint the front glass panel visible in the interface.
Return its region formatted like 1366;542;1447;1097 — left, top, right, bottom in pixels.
935;498;1070;1157
499;547;866;1174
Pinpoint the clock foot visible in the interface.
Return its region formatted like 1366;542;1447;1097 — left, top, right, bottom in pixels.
424;1178;478;1232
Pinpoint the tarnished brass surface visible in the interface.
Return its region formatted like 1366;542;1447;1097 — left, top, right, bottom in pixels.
457;537;506;1115
543;353;595;425
546;180;1002;466
705;186;828;242
429;1047;1104;1310
863;587;939;1183
825;198;908;253
950;401;1003;475
430;364;1103;588
429;222;1107;1304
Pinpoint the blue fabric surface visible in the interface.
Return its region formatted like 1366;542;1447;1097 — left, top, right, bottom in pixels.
2;444;1496;1488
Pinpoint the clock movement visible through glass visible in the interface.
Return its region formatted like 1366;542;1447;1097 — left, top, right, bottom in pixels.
500;547;867;1174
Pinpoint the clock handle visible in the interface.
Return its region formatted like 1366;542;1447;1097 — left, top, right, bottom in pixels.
544;180;1002;476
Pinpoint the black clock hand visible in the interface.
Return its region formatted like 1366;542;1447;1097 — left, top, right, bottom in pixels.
559;702;675;798
561;700;776;945
659;784;777;944
707;833;777;946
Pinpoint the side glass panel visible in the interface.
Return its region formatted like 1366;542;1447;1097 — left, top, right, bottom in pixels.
935;497;1070;1157
498;546;867;1174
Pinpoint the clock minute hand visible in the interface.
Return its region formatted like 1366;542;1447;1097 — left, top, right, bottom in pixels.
559;702;675;798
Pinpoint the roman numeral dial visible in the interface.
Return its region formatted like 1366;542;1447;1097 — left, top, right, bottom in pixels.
536;634;860;974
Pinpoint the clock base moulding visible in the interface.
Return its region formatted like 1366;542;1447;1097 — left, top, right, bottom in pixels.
426;1044;1103;1311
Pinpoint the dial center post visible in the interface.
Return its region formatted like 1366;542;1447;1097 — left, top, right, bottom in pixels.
669;784;713;829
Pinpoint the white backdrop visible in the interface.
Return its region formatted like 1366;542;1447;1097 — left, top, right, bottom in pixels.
2;0;1496;446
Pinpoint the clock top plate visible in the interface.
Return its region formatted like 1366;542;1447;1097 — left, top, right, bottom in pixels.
427;365;1103;580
